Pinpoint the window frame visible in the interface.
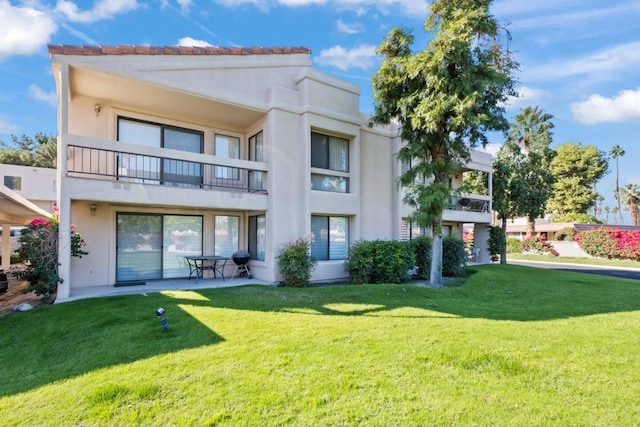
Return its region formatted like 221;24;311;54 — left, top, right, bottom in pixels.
310;132;350;193
310;215;350;261
116;116;204;187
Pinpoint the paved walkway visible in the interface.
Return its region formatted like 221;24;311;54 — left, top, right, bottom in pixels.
57;276;273;303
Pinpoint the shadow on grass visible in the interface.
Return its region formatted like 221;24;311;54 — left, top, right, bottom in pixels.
2;264;639;397
0;291;222;397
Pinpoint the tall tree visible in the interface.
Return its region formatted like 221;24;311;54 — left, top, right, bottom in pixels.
370;0;517;287
547;142;609;222
507;106;555;238
492;142;527;263
0;133;57;168
609;145;625;224
622;184;640;226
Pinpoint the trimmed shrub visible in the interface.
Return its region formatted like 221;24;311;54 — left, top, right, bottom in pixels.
276;238;317;287
506;237;521;254
521;236;559;256
408;236;432;280
488;226;506;258
554;227;577;241
344;240;415;284
575;228;640;261
442;236;467;277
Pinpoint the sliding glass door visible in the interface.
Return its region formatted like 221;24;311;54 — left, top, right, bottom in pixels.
116;213;203;283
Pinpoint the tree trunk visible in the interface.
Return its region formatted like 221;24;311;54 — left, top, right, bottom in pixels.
526;214;536;240
631;200;639;226
500;216;508;264
430;221;444;288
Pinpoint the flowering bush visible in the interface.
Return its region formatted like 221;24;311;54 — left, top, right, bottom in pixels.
15;206;88;299
520;236;559;257
576;228;640;261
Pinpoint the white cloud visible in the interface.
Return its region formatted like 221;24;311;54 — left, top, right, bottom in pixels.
525;41;640;83
480;143;501;156
177;0;192;13
572;87;640;124
28;84;57;107
336;19;364;35
213;0;427;16
177;37;213;47
55;0;140;24
504;86;546;110
0;1;57;61
314;44;377;71
0;118;19;134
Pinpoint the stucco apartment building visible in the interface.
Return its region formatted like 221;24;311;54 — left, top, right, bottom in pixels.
47;44;493;300
0;164;56;270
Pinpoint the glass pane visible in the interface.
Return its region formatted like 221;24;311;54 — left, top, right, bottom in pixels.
164;128;202;153
329;136;349;172
215;134;241;179
215;215;239;257
310;216;328;260
163;128;203;187
116;214;162;282
329;217;349;260
118;119;161;147
250;131;264;162
311;132;328;169
249;215;266;261
311;173;348;193
163;215;203;279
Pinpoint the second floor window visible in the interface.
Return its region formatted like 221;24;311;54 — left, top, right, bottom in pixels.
3;176;21;191
311;132;349;193
215;134;240;180
117;117;203;187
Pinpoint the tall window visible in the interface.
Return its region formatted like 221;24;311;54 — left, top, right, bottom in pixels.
3;176;21;191
214;215;239;257
311;132;349;193
248;215;266;261
215;134;240;180
311;216;349;260
400;219;425;241
249;131;264;190
117;117;203;186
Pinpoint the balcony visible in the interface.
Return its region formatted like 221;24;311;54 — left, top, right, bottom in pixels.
443;196;491;223
65;137;267;194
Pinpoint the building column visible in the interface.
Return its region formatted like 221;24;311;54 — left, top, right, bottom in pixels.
473;223;490;263
1;224;11;271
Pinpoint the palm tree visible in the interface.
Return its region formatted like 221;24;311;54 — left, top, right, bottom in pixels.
508;106;555;238
609;145;625;224
622;184;640;226
508;106;554;155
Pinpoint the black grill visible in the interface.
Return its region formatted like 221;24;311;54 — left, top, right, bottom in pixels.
231;251;252;279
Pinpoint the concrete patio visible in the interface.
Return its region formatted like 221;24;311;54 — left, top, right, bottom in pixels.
56;276;274;303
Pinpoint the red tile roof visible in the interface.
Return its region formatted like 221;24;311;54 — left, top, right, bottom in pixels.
48;45;312;56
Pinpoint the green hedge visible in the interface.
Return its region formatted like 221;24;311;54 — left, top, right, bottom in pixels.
344;240;415;284
442;236;467;277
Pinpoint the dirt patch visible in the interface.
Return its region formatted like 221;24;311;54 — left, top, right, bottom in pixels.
0;276;52;317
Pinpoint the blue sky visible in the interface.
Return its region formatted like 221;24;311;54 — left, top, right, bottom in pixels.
1;0;639;222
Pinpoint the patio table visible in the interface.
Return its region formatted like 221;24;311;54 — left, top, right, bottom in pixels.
184;255;228;282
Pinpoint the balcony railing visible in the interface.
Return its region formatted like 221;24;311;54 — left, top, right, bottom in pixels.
446;196;490;213
67;145;267;193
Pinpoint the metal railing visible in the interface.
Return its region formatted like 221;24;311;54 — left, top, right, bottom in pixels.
446;196;489;213
67;145;267;193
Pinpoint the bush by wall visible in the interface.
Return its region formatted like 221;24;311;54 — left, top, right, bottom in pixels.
276;238;317;287
554;227;577;241
14;209;88;299
488;226;506;258
506;237;521;253
442;236;467;277
521;236;559;256
575;228;640;261
344;240;415;284
408;236;432;280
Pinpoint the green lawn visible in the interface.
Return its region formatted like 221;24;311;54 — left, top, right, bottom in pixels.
508;252;640;268
2;264;640;426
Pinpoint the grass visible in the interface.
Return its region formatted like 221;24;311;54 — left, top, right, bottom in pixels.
508;252;640;268
2;264;640;425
